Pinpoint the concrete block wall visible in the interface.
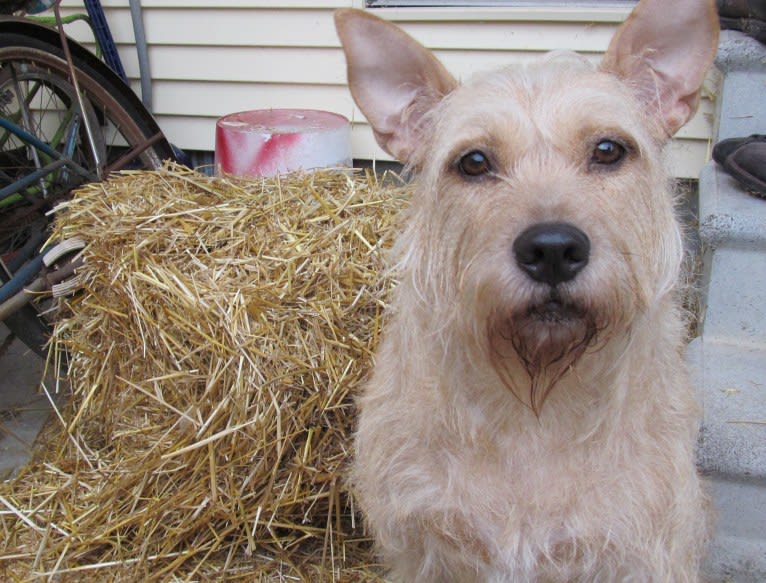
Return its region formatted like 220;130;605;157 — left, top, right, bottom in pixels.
692;30;766;582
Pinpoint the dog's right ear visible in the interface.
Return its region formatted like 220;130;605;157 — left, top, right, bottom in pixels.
335;9;457;163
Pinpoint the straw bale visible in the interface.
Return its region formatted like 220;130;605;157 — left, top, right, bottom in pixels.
0;163;408;581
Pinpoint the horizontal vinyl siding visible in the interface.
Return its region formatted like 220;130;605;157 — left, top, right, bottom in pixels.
61;0;716;178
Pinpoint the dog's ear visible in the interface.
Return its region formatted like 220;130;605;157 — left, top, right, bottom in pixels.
335;9;457;162
601;0;719;137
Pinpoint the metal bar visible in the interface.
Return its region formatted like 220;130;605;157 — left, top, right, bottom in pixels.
129;0;153;112
0;254;44;304
53;1;103;178
105;131;164;174
0;159;68;202
0;118;98;182
0;117;64;161
5;229;47;274
0;277;46;322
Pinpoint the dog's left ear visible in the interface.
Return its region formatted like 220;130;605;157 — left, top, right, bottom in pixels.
601;0;719;137
335;9;457;163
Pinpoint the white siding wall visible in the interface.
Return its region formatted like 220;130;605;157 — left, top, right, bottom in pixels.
60;0;718;178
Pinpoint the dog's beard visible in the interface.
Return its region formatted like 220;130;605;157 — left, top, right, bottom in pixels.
487;290;604;414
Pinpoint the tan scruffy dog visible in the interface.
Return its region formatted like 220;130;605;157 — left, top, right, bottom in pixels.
335;1;719;581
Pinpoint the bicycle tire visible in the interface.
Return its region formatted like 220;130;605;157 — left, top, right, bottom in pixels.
0;21;175;355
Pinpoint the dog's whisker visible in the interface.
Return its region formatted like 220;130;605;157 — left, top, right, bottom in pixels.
488;170;515;186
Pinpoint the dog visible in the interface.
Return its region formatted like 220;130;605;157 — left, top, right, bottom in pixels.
335;1;719;581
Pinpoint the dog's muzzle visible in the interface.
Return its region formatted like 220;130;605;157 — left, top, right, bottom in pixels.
513;222;590;286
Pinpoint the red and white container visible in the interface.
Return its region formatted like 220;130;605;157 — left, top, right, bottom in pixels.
215;109;352;178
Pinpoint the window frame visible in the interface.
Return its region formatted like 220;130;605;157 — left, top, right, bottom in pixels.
357;0;637;22
366;1;636;7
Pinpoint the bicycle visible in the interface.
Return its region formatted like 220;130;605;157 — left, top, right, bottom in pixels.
0;0;176;355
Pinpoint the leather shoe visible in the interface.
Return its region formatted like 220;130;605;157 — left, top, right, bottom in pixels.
713;134;766;198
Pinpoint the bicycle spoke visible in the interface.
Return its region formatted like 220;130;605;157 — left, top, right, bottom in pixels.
8;61;48;196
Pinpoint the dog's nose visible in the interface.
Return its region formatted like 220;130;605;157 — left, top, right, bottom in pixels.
513;222;590;285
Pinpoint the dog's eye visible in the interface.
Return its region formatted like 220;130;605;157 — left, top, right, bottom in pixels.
458;150;492;177
591;139;626;166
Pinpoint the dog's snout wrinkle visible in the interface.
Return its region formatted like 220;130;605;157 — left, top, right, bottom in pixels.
513;222;590;286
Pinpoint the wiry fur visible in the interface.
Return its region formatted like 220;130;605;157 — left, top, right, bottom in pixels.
336;3;718;581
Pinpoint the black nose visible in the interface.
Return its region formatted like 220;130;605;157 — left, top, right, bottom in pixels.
513;222;590;286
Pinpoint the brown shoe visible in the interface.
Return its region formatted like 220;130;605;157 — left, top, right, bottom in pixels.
713;135;766;198
718;0;766;42
713;134;766;161
718;0;766;18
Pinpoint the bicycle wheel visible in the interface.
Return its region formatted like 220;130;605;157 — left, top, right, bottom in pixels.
0;20;175;355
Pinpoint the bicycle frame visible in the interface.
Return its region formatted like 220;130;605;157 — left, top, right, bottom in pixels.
0;116;97;203
0;1;162;330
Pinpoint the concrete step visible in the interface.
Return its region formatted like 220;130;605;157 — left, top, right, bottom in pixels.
692;30;766;583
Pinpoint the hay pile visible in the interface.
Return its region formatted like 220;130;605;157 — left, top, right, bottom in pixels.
0;164;408;581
